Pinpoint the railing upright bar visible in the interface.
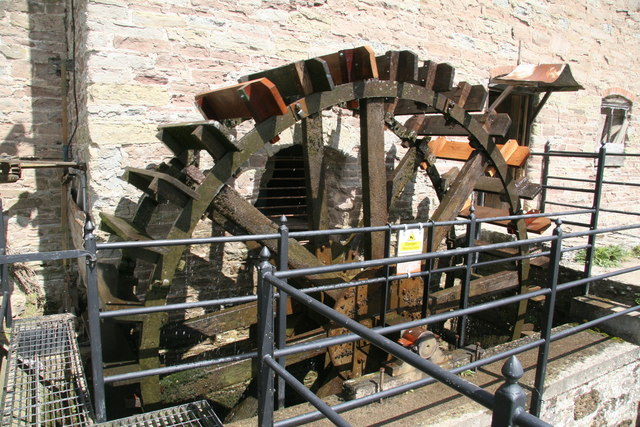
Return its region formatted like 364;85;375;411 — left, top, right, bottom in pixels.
257;247;276;427
583;142;607;293
539;141;551;212
84;218;106;422
422;220;435;318
530;220;563;416
276;216;289;409
458;207;475;348
0;199;11;330
381;224;393;326
491;356;527;427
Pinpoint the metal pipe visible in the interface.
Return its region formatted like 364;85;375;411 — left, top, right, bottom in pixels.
583;142;607;293
265;270;496;410
381;224;392;326
530;151;599;158
422;220;435;318
83;219;106;422
546;175;596;183
99;294;257;318
541;185;600;194
0;199;10;329
276;216;289;409
531;220;562;416
264;356;350;427
458;208;475;347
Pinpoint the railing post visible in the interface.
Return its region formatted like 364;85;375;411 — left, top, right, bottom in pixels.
381;223;393;326
458;208;476;348
539;140;551;213
257;246;275;426
84;218;106;422
0;199;12;330
491;355;526;427
276;216;289;409
421;220;435;319
583;141;606;293
531;219;563;416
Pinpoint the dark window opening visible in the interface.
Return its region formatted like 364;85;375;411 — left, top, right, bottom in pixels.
600;95;632;167
255;145;308;230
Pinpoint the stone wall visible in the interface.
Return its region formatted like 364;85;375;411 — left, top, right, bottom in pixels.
1;0;68;311
2;0;640;310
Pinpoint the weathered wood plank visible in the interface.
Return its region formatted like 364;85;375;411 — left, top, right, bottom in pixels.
157;121;239;160
360;98;388;260
474;176;541;200
319;46;379;85
99;213;168;263
433;62;455;92
427;153;488;250
388;147;421;208
240;60;314;101
211;184;347;292
301;115;329;234
429;270;519;312
124;167;199;206
425;136;530;167
196;78;288;122
376;50;418;83
404;113;512;137
459;205;552;234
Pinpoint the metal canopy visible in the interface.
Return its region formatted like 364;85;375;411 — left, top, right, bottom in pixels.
490;63;584;94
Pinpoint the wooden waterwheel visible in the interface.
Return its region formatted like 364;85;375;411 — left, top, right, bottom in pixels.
97;46;547;411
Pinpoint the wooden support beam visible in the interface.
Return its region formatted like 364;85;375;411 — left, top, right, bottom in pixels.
157;121;239;160
360;98;388;260
196;78;288;122
427;153;488;251
211;184;347;292
393;84;487;116
426;137;530;167
388;147;421;208
475;176;541;200
429;270;519;313
376;50;419;83
99;213;168;264
404;113;512;137
319;46;379;86
124;167;199;206
459;205;552;234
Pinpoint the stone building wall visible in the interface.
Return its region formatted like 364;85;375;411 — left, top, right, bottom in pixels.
2;0;640;309
1;0;69;311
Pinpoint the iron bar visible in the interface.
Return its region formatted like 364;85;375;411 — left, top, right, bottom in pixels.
583;142;607;292
264;356;350;427
546;175;596;184
599;207;640;217
381;224;392;326
543;201;593;210
541;185;597;193
422;220;435;318
99;294;257;318
560;220;591;228
539;141;550;212
531;220;562;416
458;208;476;347
257;247;275;427
83;219;106;422
276;216;289;409
104;351;257;384
0;249;89;265
530;150;599;158
491;356;527;427
0;199;11;329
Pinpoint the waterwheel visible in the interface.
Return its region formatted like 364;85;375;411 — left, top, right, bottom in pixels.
97;46;538;412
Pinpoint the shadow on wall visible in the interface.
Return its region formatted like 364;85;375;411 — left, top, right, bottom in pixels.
1;0;71;314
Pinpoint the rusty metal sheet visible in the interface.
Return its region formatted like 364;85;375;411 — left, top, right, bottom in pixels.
490;63;583;93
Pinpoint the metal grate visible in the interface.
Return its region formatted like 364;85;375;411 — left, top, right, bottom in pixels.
99;400;223;427
1;314;94;426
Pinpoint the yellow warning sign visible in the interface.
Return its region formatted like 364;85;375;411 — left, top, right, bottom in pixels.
397;228;424;275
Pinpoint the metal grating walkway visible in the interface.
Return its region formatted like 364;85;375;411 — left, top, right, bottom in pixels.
98;401;223;427
0;314;95;426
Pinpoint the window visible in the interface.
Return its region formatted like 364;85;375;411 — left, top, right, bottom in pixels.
600;94;632;167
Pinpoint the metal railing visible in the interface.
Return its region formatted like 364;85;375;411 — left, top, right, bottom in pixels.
70;209;639;424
